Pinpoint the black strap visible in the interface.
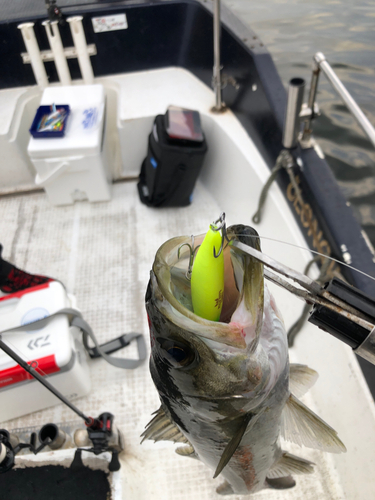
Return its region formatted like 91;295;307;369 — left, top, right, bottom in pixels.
86;334;132;358
0;308;147;370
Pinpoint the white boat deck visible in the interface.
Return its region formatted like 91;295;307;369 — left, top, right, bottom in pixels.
0;67;374;499
0;180;374;500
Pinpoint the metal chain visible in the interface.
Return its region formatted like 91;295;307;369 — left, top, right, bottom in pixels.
252;154;285;224
252;149;345;345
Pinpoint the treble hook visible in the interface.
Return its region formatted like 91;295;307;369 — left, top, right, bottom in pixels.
177;213;230;277
210;212;230;258
177;235;200;280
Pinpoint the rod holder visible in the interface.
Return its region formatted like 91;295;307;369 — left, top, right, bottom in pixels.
43;20;71;86
0;443;6;464
39;423;66;450
0;431;15;473
74;428;91;447
282;78;305;149
18;23;49;89
300;60;321;146
67;16;94;84
212;0;225;112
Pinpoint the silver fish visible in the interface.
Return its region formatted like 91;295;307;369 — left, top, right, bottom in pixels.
142;225;346;495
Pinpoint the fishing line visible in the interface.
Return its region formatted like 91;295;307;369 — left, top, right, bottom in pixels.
226;233;375;283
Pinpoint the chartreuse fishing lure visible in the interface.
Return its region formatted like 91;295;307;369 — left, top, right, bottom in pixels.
190;218;225;321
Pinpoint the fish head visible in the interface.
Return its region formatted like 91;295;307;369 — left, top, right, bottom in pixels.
146;226;278;416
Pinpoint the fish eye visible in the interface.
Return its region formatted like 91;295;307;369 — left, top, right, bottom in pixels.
157;338;196;368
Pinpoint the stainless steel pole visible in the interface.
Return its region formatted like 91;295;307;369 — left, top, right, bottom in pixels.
314;52;375;148
282;78;305;149
301;61;320;142
213;0;223;111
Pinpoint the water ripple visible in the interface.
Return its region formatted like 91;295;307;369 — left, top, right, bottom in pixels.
225;0;375;242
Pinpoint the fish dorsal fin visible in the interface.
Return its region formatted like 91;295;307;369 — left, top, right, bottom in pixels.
281;394;346;453
289;364;318;398
213;409;265;479
141;406;188;444
267;451;315;479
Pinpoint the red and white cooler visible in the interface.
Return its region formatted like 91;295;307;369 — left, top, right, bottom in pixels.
0;281;91;422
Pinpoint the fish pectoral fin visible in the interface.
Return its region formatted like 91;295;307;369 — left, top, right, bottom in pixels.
281;394;346;453
267;452;315;479
289;364;318;398
216;481;235;496
213;410;263;479
141;406;188;444
175;444;196;458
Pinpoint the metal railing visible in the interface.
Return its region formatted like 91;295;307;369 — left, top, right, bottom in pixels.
301;52;375;149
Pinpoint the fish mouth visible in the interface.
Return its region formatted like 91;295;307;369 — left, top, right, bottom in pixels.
226;225;264;352
184;393;247;401
152;225;264;351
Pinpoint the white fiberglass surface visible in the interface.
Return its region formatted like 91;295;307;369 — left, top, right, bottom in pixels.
0;181;374;499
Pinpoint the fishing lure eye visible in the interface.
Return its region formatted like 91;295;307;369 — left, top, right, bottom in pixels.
157;338;196;368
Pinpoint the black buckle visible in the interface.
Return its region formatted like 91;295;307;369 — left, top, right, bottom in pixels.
87;334;131;359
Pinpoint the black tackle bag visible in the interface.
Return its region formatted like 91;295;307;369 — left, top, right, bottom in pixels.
137;113;207;207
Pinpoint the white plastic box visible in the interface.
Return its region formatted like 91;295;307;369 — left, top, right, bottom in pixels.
0;281;91;422
27;84;111;205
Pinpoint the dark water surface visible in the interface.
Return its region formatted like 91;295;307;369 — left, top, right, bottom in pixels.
226;0;375;248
